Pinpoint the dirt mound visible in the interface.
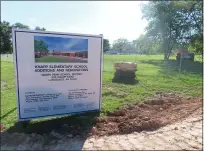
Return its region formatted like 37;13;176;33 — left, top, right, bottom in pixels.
1;93;202;139
91;93;202;136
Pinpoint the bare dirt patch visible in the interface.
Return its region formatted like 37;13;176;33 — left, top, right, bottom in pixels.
1;93;202;150
91;93;202;136
2;110;202;150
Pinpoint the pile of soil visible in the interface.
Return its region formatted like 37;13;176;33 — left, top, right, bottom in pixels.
90;93;202;136
1;93;202;139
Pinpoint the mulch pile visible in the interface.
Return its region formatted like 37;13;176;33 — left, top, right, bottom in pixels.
90;93;202;136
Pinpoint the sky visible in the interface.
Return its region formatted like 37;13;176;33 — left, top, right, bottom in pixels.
35;36;88;52
1;1;148;44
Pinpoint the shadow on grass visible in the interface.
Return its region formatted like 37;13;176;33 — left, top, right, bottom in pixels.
112;71;140;86
1;107;17;120
5;111;100;149
2;111;101;149
141;59;203;75
112;79;139;85
7;111;99;135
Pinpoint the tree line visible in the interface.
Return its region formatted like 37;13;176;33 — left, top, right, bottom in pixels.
0;21;46;54
109;1;203;60
140;1;203;60
0;21;111;54
34;39;49;57
1;1;202;60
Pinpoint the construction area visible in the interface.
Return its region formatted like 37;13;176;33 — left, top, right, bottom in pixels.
1;93;202;150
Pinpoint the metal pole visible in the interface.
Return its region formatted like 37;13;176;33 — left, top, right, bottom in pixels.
99;34;104;71
179;54;182;74
103;53;104;71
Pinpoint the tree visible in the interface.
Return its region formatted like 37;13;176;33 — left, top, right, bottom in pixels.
136;35;150;54
0;21;12;54
112;38;137;53
0;20;49;54
140;1;203;59
180;1;203;55
103;39;110;52
35;26;46;31
112;38;131;53
141;1;180;59
34;40;49;56
0;21;32;54
132;40;137;51
135;34;163;54
188;34;203;55
12;22;30;30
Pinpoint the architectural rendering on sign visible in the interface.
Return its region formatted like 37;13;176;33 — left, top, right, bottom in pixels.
34;36;88;63
13;29;102;120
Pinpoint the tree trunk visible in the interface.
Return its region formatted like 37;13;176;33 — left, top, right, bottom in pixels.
164;53;168;60
163;41;169;60
164;50;172;60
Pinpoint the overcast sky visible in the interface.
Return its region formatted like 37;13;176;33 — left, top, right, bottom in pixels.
1;1;148;44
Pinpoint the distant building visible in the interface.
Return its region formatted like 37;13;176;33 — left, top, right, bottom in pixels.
75;51;88;58
105;50;120;54
35;51;48;57
51;50;88;58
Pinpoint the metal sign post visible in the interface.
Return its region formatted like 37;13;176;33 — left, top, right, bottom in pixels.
99;34;104;71
179;48;184;74
179;53;182;74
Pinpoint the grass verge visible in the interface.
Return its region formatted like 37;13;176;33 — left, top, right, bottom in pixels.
35;56;67;62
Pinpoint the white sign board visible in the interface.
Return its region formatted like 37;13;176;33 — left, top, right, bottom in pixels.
12;29;103;121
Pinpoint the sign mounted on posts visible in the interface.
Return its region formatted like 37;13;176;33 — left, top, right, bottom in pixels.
12;29;103;121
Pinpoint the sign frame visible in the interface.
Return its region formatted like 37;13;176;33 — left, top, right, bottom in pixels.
12;29;103;121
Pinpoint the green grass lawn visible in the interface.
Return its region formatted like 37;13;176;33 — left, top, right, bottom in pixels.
35;56;67;62
1;54;202;133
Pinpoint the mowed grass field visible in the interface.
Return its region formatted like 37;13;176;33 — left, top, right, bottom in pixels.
1;54;203;132
35;56;67;62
